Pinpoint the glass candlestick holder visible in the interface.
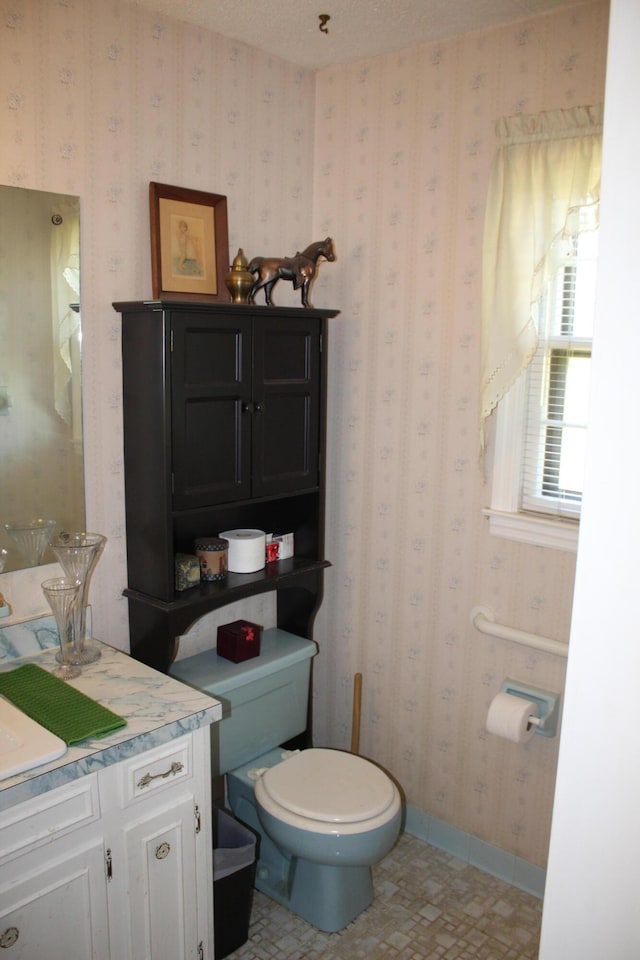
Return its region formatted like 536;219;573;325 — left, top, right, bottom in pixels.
42;577;82;681
49;532;106;665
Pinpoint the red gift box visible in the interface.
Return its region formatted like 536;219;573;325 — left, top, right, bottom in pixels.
216;620;262;663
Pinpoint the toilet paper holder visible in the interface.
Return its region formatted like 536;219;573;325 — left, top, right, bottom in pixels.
500;679;561;738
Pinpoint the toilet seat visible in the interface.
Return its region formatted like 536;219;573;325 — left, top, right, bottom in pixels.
256;748;400;832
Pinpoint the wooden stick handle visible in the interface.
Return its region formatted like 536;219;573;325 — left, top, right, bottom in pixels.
351;672;363;755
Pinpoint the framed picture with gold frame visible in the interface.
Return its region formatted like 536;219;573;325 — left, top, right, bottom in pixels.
149;182;229;300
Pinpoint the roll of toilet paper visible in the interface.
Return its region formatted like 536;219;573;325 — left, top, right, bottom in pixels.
219;529;266;573
486;692;537;743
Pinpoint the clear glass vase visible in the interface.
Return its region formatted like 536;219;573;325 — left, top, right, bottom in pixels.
49;532;106;665
4;518;56;567
42;577;83;681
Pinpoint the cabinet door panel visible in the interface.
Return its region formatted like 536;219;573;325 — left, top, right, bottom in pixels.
172;314;251;508
0;774;99;862
260;393;312;479
0;840;109;960
253;318;321;496
261;326;313;380
178;395;244;505
122;797;198;960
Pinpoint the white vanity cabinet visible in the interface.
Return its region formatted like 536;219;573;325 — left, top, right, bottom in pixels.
0;727;214;960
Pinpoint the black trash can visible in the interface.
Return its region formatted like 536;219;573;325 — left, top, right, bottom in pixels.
213;808;258;960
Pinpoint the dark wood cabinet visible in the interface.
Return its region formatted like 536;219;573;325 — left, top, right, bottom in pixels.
115;300;338;672
171;311;322;508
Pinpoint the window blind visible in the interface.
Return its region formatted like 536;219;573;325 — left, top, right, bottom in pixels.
521;207;598;520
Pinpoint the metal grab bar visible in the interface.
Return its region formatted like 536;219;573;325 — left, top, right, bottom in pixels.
470;606;569;659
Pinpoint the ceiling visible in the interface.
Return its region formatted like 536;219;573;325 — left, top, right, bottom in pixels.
132;0;591;70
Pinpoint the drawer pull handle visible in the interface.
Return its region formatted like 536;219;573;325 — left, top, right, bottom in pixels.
137;760;184;789
0;927;19;949
156;842;171;860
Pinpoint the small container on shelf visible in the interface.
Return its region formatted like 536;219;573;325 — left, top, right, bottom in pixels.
194;538;228;582
175;554;201;591
265;532;294;563
217;620;262;663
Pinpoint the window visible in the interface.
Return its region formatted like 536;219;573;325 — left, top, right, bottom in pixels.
521;212;598;521
480;106;602;551
487;211;598;550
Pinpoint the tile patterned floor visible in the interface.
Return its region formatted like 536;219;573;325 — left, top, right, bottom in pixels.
226;833;543;959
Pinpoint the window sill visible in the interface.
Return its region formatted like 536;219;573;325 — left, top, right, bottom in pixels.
483;508;578;552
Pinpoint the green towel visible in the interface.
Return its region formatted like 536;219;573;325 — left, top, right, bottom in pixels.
0;663;127;745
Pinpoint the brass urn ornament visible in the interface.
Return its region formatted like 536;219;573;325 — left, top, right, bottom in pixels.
225;248;254;303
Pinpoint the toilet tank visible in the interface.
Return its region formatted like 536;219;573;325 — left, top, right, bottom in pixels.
170;628;317;774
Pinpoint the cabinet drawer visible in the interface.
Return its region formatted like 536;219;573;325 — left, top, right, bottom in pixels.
0;775;100;863
118;735;193;807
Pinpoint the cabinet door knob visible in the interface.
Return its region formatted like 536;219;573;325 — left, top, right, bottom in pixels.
155;841;171;860
254;402;263;413
0;927;19;949
242;401;254;413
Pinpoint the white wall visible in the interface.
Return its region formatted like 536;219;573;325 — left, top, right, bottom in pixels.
539;0;640;954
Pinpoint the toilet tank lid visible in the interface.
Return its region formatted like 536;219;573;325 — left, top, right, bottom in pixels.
169;628;316;695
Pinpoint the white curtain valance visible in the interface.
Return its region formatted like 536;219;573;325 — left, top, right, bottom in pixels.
480;104;603;447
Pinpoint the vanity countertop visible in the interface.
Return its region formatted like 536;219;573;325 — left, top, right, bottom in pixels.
0;641;222;812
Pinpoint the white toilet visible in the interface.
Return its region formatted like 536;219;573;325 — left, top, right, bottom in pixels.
170;629;402;932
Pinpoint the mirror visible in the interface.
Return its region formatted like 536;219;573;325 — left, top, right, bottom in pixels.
0;185;85;573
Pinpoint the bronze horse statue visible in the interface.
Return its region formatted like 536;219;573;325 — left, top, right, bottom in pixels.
248;237;335;308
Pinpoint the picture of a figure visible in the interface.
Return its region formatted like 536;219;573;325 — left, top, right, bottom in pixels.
155;189;221;296
172;217;204;276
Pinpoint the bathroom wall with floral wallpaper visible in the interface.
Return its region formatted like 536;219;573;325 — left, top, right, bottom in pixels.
0;0;314;624
0;0;608;869
312;0;608;869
